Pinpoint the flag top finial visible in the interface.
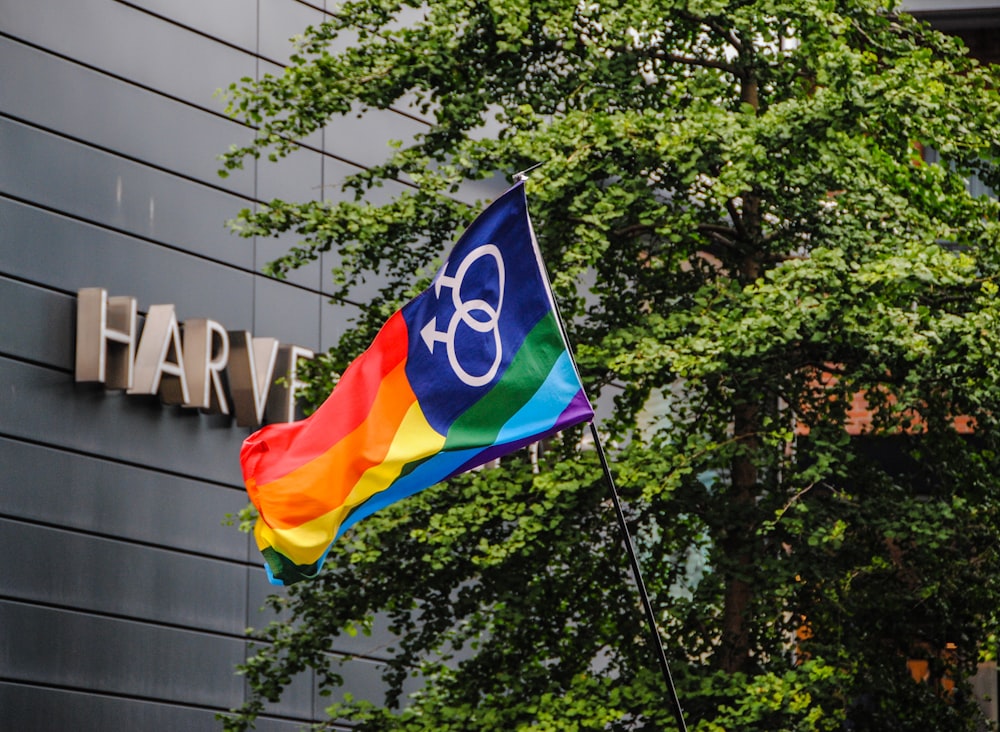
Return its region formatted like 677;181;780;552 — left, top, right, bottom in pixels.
513;161;544;182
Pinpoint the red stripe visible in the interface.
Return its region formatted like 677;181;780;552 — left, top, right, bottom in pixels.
249;359;418;529
241;311;410;487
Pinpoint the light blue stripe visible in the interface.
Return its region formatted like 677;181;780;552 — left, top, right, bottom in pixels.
335;356;580;538
333;353;581;540
494;351;580;443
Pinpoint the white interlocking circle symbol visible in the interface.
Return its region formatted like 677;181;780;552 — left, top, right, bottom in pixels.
419;244;505;387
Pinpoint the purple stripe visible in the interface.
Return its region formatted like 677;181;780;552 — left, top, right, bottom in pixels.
444;389;592;478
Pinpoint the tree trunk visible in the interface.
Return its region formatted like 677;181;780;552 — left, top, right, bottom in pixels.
718;399;760;673
717;68;762;675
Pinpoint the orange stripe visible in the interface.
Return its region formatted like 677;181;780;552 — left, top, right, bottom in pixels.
253;399;447;566
242;311;409;487
254;358;418;530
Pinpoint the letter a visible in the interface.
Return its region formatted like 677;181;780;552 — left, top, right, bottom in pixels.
128;304;191;404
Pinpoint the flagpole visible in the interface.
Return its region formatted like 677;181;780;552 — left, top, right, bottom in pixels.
516;174;688;729
589;421;690;732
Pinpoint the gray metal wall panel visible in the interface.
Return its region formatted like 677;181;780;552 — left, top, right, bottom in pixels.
0;600;246;707
321;303;348;352
0;438;249;561
243;573;404;717
0;519;247;634
255;665;317;720
0;357;246;485
322;612;400;662
0;117;252;267
0;0;256;113
243;552;398;663
245;566;290;621
255;230;325;291
0;200;256;330
120;0;260;53
451;174;512;206
0;36;255;197
315;654;422;721
322;107;428;174
254;142;326;291
256;142;325;206
252;275;323;352
0;0;415;725
244;568;401;661
116;0;348;66
255;716;348;732
903;1;1000;11
0;276;75;368
249;648;407;721
257;716;348;732
319;158;404;301
258;0;327;64
321;154;408;203
0;0;463;189
249;45;429;172
0;683;283;732
0;683;335;732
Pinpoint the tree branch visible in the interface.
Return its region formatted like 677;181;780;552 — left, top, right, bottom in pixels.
697;223;739;240
675;9;743;54
613;222;654;238
650;49;739;75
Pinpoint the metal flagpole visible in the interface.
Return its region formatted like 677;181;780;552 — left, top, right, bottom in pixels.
589;421;689;732
515;169;689;729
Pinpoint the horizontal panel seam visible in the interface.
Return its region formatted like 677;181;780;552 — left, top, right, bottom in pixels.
0;25;426;172
0;108;255;199
0;596;257;643
109;0;430;128
0;513;251;567
0;678;320;723
0;596;396;665
113;0;306;68
0;28;252;125
0;193;357;302
0;221;257;297
0;420;247;491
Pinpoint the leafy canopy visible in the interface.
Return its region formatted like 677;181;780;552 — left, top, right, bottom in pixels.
220;1;1000;730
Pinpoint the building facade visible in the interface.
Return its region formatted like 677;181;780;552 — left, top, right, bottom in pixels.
4;2;1000;730
0;1;437;728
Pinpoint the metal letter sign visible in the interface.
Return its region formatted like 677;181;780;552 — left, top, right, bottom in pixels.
128;304;191;404
183;319;230;415
75;287;137;389
227;331;279;428
267;344;316;423
74;288;314;427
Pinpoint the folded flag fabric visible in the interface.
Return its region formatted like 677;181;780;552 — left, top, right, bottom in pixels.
240;181;595;585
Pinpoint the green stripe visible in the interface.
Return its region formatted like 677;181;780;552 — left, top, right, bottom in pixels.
443;311;565;450
262;546;323;584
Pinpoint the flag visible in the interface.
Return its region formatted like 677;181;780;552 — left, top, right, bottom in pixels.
240;181;594;585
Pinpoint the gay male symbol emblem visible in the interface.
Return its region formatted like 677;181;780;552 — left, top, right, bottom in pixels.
420;244;505;387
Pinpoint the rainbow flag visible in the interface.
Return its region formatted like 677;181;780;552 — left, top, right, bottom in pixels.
240;181;594;584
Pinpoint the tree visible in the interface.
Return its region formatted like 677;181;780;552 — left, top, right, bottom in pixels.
219;1;1000;729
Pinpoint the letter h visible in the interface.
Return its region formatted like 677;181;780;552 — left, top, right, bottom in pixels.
75;287;138;389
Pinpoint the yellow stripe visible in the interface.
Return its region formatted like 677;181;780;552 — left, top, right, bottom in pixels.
340;396;448;508
252;359;416;530
255;400;446;566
